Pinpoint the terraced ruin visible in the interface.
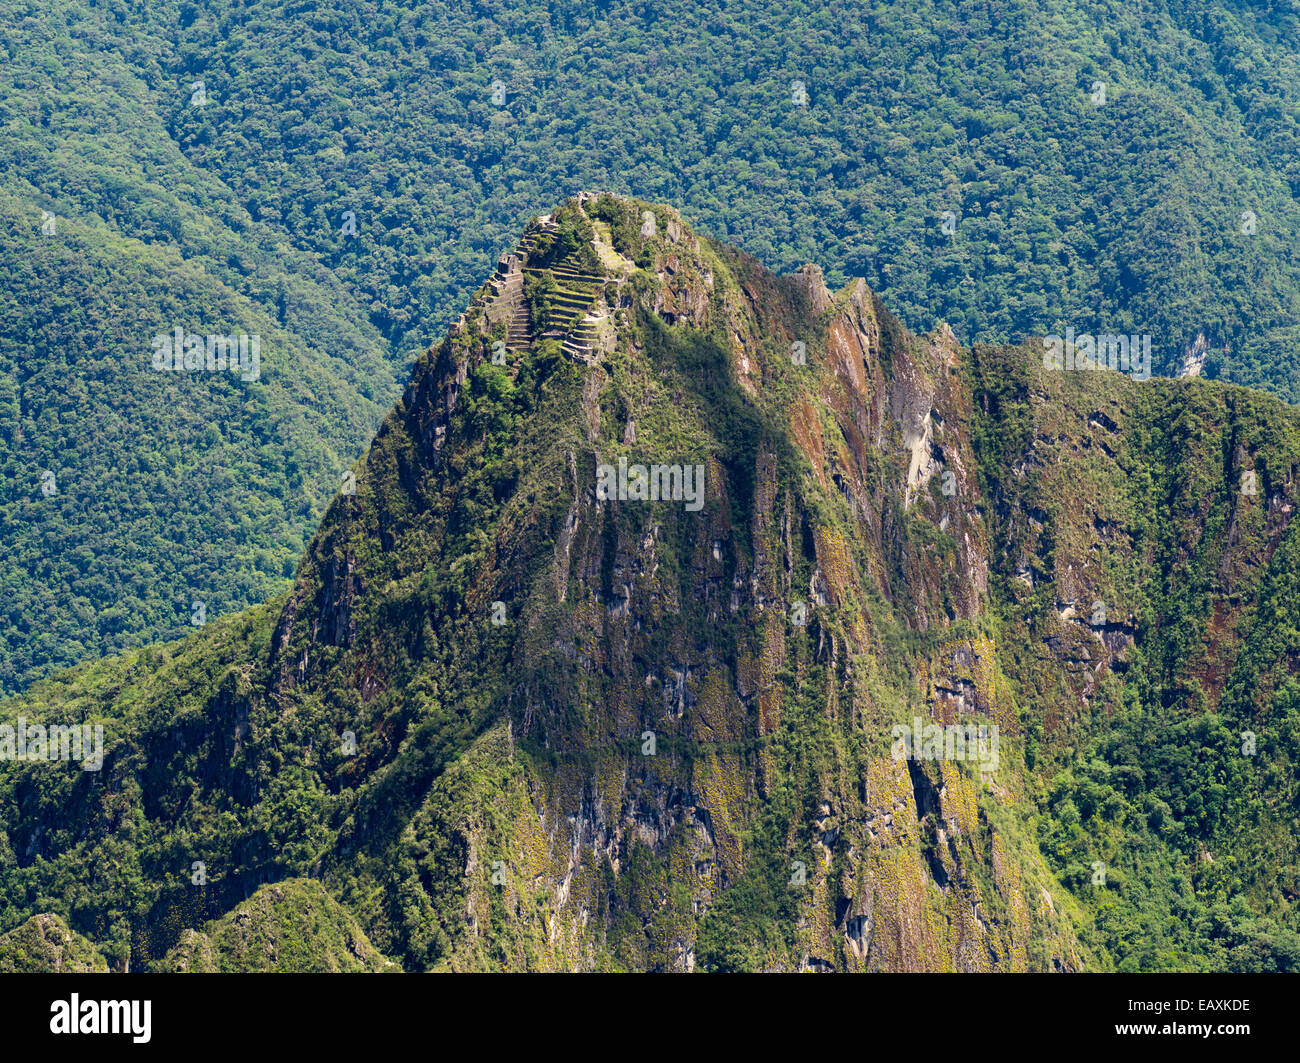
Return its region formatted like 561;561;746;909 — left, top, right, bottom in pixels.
482;196;627;363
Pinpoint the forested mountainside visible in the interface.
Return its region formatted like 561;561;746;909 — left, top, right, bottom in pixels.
0;2;399;692
4;0;1300;692
1;196;1296;972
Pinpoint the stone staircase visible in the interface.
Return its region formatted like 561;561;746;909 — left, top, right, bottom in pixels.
505;293;532;351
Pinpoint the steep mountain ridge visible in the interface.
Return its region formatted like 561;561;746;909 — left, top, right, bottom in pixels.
1;194;1296;971
268;193;1083;970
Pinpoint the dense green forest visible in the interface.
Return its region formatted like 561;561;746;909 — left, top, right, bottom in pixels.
0;1;399;691
3;0;1299;691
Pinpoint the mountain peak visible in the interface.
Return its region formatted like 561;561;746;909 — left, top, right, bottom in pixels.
6;198;1299;975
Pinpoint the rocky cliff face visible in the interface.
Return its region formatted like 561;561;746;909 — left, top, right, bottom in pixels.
2;194;1297;972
